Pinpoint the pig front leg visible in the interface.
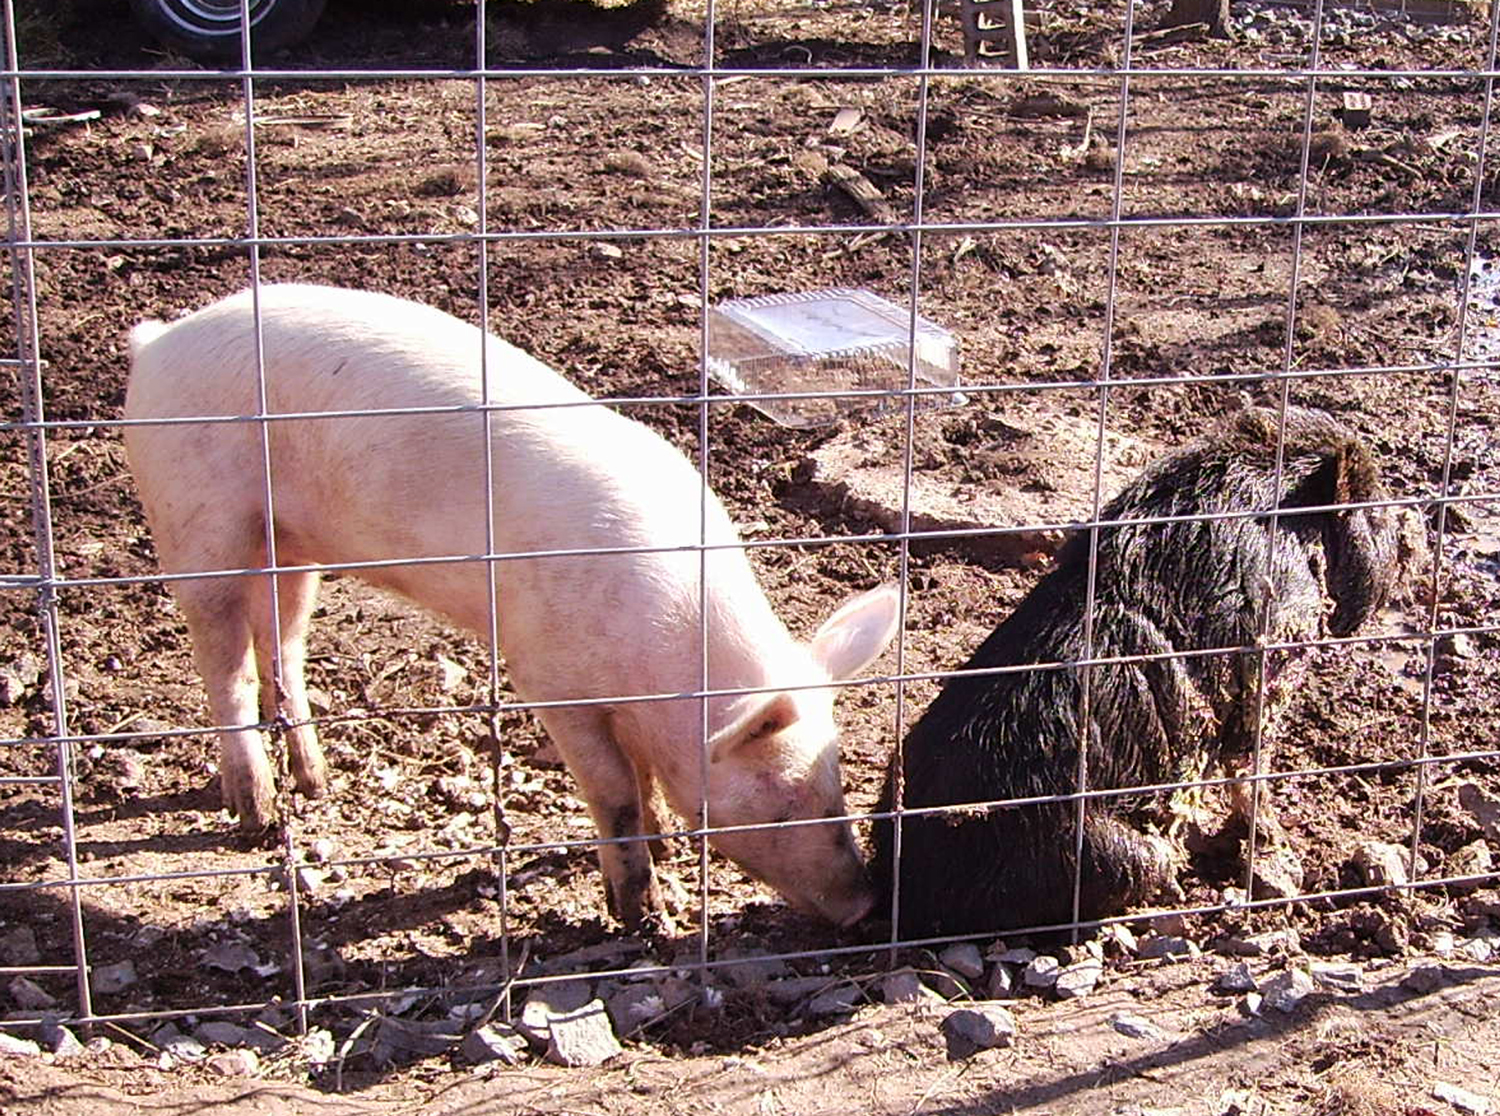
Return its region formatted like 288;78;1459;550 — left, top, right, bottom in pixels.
533;707;673;933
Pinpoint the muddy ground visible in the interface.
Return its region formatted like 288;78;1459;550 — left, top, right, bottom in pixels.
1;0;1499;1112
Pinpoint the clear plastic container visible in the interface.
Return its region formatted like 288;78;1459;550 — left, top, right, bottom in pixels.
707;288;961;427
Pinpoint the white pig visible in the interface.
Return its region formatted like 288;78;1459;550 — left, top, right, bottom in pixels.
122;284;899;931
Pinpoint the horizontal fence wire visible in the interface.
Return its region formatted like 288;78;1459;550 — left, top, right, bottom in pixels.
0;0;1496;1076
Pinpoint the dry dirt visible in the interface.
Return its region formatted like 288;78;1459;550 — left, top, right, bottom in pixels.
2;0;1499;1112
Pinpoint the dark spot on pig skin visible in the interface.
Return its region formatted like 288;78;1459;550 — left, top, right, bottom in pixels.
870;406;1403;940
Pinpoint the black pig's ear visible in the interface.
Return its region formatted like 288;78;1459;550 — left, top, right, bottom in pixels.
710;692;801;763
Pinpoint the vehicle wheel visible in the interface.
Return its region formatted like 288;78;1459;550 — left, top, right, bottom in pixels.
129;0;328;60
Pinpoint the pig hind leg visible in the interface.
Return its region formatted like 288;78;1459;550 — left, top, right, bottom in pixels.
249;570;328;801
533;706;670;932
171;572;279;831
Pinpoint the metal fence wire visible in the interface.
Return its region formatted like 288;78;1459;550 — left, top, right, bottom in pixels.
1;0;1498;1072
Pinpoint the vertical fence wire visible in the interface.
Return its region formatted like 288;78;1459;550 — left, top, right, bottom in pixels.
0;0;92;1025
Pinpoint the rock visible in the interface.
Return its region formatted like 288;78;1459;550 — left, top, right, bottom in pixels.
940;1003;1017;1059
93;960;138;995
0;1032;41;1057
8;977;55;1011
1354;841;1411;888
1149;912;1188;937
39;1020;84;1057
1432;1081;1490;1115
201;942;261;974
1259;968;1315;1013
196;1021;250;1046
1311;963;1361;993
1054;959;1103;1000
461;1024;526;1065
1022;956;1060;988
1215;962;1257;993
882;968;944;1006
1449;839;1494;882
1456;934;1496;964
985;964;1017;999
369;1017;463;1065
1403;964;1447;994
517;980;596;1050
1138;935;1198;962
1101;924;1139;957
988;946;1036;966
923;969;969;1000
1216;928;1299;958
545;1000;621;1067
938;943;985;981
207;1049;260;1077
1250;846;1304;900
765;976;834;1005
807;983;862;1016
310;837;336;863
717;949;788;989
152;1025;207;1061
0;927;40;968
1458;782;1500;843
1241;991;1264;1017
606;985;666;1035
294;866;326;893
1110;1012;1166;1040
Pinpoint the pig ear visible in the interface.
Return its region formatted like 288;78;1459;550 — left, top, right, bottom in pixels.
808;583;901;681
710;691;801;762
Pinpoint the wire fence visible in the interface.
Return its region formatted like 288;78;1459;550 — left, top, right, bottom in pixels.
1;0;1498;1072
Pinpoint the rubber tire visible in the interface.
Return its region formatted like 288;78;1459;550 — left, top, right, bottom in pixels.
129;0;327;60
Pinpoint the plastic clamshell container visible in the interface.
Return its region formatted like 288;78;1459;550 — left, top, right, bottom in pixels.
707;288;961;427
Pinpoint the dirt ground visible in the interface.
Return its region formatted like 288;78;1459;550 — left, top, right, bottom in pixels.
2;0;1499;1112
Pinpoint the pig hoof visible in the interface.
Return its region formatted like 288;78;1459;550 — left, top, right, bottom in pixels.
290;751;328;800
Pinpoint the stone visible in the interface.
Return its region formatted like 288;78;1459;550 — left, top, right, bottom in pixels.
1149;912;1188;937
765;976;833;1005
1458;782;1500;843
985;964;1017;999
517;980;594;1049
717;949;789;989
1259;968;1315;1013
938;943;985;981
807;983;862;1016
1215;962;1257;993
1101;924;1139;957
1311;963;1361;993
1456;935;1496;964
39;1019;84;1057
1054;959;1103;1000
201;942;261;974
0;1032;40;1057
294;866;326;893
940;1004;1017;1059
8;976;55;1011
196;1021;250;1046
545;1000;621;1067
1432;1081;1490;1115
923;969;969;1000
1449;839;1494;882
0;927;40;968
1138;935;1198;962
882;968;944;1007
152;1025;207;1061
1354;841;1412;888
1022;956;1060;988
369;1017;462;1065
1250;846;1305;900
606;985;666;1035
987;946;1036;966
1111;1012;1166;1040
461;1024;526;1066
207;1049;260;1077
1216;928;1299;958
93;960;138;995
1403;964;1447;994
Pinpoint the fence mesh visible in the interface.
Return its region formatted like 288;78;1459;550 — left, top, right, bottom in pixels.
1;0;1497;1076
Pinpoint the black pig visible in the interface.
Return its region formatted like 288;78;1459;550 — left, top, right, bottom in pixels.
871;406;1402;938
